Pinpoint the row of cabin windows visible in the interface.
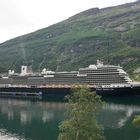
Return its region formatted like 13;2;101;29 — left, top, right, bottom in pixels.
79;69;119;73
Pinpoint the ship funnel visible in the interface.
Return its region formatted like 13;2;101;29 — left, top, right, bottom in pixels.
20;65;32;76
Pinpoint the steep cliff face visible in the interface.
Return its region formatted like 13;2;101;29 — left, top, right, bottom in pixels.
0;1;140;79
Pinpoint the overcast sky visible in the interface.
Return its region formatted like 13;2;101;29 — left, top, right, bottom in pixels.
0;0;137;43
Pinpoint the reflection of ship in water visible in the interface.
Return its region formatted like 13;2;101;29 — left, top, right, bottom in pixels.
0;99;67;125
0;98;140;140
0;98;67;140
99;101;140;129
0;98;140;129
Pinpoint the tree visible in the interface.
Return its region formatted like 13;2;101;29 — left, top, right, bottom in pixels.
58;85;105;140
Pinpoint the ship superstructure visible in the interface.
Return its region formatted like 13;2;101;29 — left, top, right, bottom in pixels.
78;60;132;85
0;60;132;87
0;60;139;98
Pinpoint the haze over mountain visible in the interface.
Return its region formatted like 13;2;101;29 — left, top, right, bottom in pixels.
0;1;140;80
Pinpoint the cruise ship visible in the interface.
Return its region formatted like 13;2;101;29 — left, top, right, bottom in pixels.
0;60;139;98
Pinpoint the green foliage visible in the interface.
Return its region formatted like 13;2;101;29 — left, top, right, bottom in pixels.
132;115;140;128
133;74;140;81
58;86;105;140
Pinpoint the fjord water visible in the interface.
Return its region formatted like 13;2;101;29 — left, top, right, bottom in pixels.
0;97;140;140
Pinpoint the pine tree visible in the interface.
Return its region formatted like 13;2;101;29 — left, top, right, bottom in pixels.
58;85;105;140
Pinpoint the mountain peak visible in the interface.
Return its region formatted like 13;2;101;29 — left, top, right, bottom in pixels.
69;8;100;20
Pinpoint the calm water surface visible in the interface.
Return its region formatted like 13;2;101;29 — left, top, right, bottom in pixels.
0;97;140;140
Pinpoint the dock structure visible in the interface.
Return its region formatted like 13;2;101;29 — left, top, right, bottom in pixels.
0;91;42;99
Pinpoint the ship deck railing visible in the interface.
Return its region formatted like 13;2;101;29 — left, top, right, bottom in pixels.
40;84;96;88
0;84;96;89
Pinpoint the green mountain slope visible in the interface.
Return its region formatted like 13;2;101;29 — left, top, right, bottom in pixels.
0;1;140;80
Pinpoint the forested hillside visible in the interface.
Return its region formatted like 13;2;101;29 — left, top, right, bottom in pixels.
0;1;140;80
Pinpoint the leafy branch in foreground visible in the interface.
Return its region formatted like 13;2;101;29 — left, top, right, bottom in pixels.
58;85;105;140
132;115;140;128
